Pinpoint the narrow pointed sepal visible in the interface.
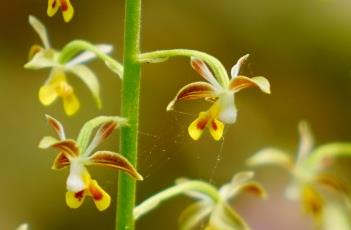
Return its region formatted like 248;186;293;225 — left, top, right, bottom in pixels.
45;114;66;140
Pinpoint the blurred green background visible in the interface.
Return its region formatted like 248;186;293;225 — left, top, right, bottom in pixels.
1;0;351;229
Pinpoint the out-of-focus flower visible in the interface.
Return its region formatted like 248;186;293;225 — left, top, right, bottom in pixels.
178;172;266;230
47;0;74;22
25;15;113;115
167;55;270;141
39;115;143;211
247;122;351;223
134;171;266;230
16;224;29;230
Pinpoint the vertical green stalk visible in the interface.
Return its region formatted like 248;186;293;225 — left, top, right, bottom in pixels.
116;0;142;229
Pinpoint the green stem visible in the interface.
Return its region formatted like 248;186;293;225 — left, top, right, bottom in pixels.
116;0;142;229
139;49;229;86
134;181;219;221
59;40;124;77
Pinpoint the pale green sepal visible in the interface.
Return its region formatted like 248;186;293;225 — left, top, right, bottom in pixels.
297;121;314;162
247;147;293;169
179;200;214;230
29;15;50;49
105;60;124;77
68;65;102;108
76;116;128;152
24;50;58;69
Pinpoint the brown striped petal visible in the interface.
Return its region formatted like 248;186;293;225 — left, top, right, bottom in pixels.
39;136;79;157
88;151;143;180
45;114;66;140
52;152;71;170
229;76;271;94
84;121;118;155
167;82;216;111
190;58;222;89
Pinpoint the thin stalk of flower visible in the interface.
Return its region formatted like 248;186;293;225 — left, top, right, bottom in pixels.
134;171;267;230
139;49;230;86
39;115;143;211
134;180;220;220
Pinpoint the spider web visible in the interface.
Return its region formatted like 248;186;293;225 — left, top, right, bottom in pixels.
137;109;227;184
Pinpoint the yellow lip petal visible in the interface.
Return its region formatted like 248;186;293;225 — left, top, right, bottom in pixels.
66;190;86;209
39;84;58;106
89;180;111;211
63;93;80;116
209;119;224;141
47;0;60;17
301;185;324;222
60;0;74;22
188;112;208;141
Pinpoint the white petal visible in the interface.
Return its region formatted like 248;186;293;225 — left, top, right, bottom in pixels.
218;94;237;124
66;160;86;192
29;15;50;49
65;44;113;67
230;54;249;78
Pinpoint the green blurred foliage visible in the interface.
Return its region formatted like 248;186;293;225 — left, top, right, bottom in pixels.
1;0;351;229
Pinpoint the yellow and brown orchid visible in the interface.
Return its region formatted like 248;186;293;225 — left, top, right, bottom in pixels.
134;171;266;230
47;0;74;22
247;122;351;223
167;54;270;141
39;115;143;211
25;16;114;116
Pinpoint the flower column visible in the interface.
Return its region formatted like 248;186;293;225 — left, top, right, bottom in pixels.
117;0;142;229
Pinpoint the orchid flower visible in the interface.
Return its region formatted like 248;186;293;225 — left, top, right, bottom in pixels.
167;54;270;141
247;122;351;223
39;115;143;211
134;171;266;230
178;172;266;230
47;0;74;22
25;15;115;115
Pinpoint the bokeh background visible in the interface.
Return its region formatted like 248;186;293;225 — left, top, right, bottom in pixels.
1;0;351;229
